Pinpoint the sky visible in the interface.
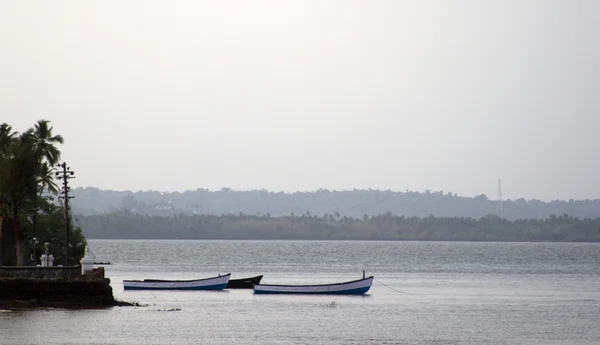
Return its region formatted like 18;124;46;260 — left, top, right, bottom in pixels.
1;1;598;201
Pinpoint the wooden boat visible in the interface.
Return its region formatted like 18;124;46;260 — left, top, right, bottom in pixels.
123;273;231;290
253;275;374;295
226;275;263;289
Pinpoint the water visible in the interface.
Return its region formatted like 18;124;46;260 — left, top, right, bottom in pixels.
2;240;600;345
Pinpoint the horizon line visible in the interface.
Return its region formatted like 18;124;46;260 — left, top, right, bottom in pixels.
71;186;600;203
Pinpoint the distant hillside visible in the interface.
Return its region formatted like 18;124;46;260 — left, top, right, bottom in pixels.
70;187;600;220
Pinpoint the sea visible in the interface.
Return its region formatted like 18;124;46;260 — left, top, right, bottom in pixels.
1;240;600;345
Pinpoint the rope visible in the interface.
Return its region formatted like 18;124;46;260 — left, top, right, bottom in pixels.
75;216;98;261
374;278;421;295
85;244;98;261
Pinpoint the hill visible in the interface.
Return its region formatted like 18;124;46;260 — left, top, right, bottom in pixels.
70;187;600;220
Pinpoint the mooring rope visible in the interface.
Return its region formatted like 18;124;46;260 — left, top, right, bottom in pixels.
75;217;98;261
374;278;421;295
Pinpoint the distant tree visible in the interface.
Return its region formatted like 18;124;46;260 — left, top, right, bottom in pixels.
69;186;600;221
76;211;600;242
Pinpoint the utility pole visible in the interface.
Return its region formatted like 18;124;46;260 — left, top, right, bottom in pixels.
56;162;75;266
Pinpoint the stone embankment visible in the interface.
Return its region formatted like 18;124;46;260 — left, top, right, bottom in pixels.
0;265;133;309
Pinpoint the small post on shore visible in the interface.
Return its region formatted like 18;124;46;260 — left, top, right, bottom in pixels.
32;237;38;266
363;270;365;279
44;242;50;267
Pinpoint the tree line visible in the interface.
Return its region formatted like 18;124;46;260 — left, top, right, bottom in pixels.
0;121;86;266
77;211;600;242
71;187;600;221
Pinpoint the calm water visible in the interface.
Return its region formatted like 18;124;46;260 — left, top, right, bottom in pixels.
2;240;600;345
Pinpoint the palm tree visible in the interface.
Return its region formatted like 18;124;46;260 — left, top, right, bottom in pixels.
38;162;59;194
1;131;38;265
29;120;63;247
30;119;64;165
0;123;17;154
29;162;59;265
0;123;18;210
0;120;65;265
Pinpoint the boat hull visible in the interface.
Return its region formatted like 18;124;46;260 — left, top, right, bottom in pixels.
253;276;373;295
123;274;231;290
226;275;263;289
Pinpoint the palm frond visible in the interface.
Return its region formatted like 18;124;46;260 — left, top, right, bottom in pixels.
30;120;63;165
38;162;59;194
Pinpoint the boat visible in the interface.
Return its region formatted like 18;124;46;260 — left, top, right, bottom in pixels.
226;275;263;289
123;273;231;290
253;275;374;295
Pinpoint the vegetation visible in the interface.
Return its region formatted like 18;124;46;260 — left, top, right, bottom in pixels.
3;122;597;248
71;187;600;221
0;121;86;266
78;211;600;242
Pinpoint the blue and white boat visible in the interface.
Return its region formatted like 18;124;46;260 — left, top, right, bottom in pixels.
123;273;231;290
253;275;373;295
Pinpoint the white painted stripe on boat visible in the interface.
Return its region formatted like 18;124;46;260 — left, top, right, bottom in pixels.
124;274;230;289
254;277;373;293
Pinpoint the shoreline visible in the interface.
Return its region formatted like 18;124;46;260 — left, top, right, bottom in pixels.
0;275;137;310
0;298;138;310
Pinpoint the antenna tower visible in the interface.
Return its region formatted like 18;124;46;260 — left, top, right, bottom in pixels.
497;179;503;215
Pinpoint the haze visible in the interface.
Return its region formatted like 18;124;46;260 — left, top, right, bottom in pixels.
1;1;598;201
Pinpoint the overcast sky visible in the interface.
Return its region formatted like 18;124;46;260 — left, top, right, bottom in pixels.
1;1;598;201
